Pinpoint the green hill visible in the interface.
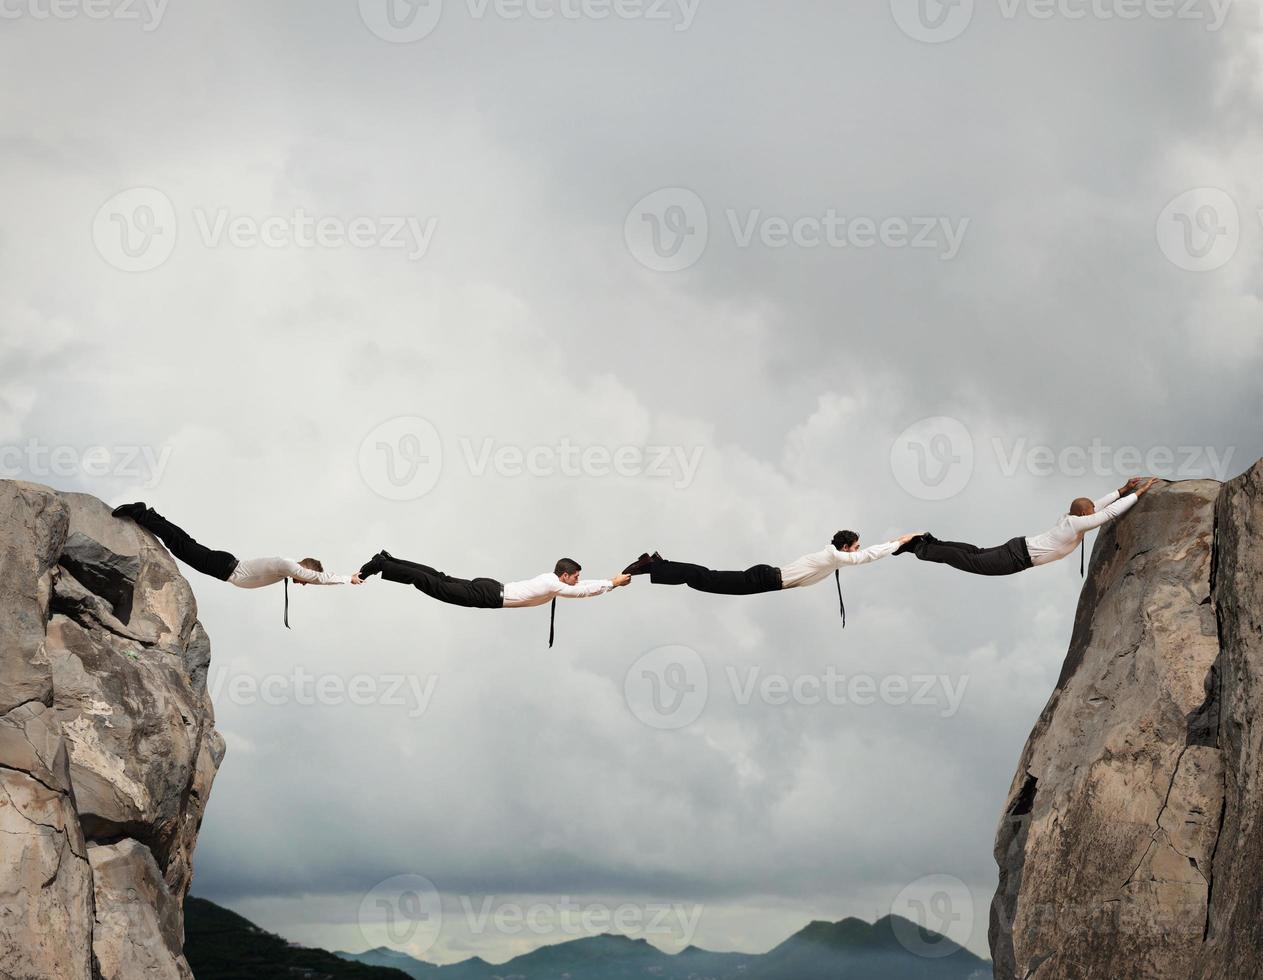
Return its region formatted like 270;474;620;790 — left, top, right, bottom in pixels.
183;896;411;980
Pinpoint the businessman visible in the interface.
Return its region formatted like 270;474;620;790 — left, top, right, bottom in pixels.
895;477;1159;576
111;502;362;626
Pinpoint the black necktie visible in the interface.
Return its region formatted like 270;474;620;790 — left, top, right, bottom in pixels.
284;578;291;629
548;598;556;648
834;570;846;629
1080;539;1085;578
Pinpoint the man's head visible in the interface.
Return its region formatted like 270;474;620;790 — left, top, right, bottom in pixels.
1070;498;1095;517
554;558;582;585
832;530;860;553
293;557;323;586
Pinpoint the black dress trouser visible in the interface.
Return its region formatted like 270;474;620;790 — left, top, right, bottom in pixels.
132;508;239;581
649;561;783;595
913;536;1033;577
379;556;504;608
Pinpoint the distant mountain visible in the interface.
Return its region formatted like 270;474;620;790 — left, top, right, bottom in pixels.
337;913;990;980
183;896;411;979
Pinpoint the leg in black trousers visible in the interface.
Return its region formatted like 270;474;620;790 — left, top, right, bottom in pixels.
649;561;782;595
913;536;1031;577
378;557;503;608
129;507;239;581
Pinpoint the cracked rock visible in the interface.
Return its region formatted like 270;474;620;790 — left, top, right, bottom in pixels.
0;481;222;980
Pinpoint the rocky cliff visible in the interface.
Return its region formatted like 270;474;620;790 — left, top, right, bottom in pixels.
990;462;1263;980
0;481;223;980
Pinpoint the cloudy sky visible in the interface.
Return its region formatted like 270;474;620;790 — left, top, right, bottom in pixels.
2;0;1262;964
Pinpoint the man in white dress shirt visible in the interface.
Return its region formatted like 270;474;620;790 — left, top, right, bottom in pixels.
356;551;631;645
111;502;362;625
622;529;919;626
896;477;1159;576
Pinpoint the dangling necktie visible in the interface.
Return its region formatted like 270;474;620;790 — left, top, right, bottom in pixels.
284;578;291;629
548;598;556;649
834;570;846;629
1080;539;1085;579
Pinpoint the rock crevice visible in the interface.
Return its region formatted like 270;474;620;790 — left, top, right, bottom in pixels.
990;465;1263;980
0;481;222;980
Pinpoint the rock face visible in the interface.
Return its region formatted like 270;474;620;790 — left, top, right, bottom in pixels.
990;463;1263;980
0;481;223;979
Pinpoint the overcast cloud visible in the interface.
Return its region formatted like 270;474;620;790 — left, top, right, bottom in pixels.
2;0;1261;963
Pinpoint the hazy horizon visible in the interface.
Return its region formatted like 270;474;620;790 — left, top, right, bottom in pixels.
4;0;1262;966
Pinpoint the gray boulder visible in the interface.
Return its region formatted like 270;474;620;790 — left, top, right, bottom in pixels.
0;481;222;979
990;463;1263;979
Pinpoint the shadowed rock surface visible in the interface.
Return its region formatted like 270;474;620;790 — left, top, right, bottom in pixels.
0;481;223;980
990;463;1263;980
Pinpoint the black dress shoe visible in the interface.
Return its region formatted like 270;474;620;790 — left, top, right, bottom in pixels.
622;551;665;576
893;533;929;556
111;502;147;520
359;555;386;579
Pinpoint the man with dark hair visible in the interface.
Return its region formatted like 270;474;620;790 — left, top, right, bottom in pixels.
111;502;362;627
896;477;1159;576
622;529;919;626
357;551;631;646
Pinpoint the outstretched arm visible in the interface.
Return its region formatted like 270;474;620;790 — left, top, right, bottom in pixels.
833;540;902;566
1093;477;1144;511
554;574;630;599
1072;479;1158;534
288;561;358;586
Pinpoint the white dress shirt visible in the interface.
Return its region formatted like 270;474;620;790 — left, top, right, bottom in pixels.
501;572;614;609
227;557;354;589
1025;491;1138;567
779;540;900;589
